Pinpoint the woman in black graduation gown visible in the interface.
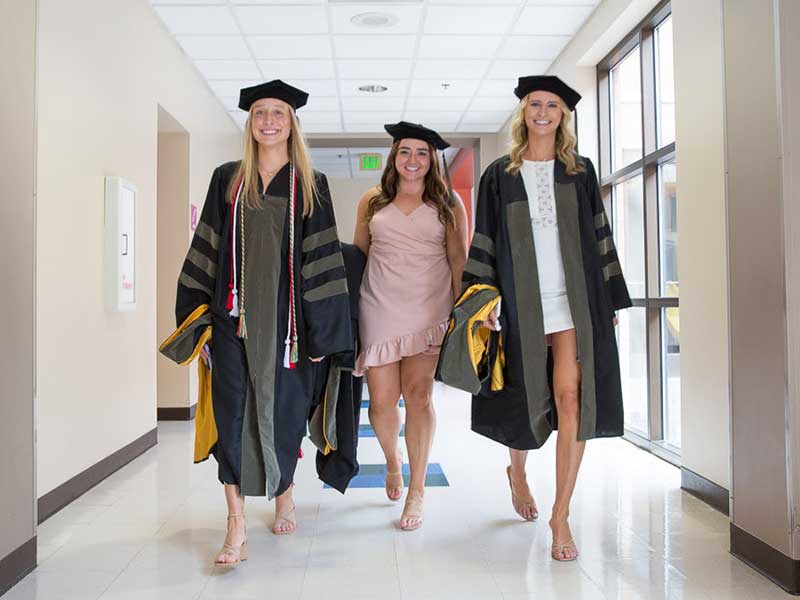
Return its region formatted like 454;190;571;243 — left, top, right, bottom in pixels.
463;76;631;561
174;80;352;563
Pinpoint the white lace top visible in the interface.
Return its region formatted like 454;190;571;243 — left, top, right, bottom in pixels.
520;159;574;334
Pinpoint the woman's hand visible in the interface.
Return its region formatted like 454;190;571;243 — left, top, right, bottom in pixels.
613;314;619;327
479;312;500;331
310;356;325;363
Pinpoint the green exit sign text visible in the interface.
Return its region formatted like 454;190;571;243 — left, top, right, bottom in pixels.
360;153;382;171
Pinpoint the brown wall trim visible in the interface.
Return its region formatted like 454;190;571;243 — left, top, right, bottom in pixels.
37;428;158;524
0;536;36;598
680;467;730;516
157;404;196;421
731;523;800;595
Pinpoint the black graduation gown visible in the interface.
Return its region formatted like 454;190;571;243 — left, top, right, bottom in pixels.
175;161;352;498
462;155;632;449
310;243;366;493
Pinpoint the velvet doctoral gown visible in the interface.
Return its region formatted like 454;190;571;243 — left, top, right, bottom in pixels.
175;161;352;498
462;155;632;450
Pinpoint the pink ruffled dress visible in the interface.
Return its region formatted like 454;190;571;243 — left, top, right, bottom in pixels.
354;202;453;375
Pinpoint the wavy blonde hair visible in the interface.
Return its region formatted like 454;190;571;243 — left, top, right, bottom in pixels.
226;106;318;216
366;141;455;229
506;95;585;176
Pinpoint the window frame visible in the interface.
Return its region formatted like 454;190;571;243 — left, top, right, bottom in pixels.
597;0;679;463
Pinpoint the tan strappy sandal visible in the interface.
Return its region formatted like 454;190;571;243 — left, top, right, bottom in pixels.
506;465;538;521
385;450;404;502
272;503;297;535
399;495;424;531
551;538;579;562
215;514;248;565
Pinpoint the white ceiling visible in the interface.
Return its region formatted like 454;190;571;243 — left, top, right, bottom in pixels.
150;0;600;135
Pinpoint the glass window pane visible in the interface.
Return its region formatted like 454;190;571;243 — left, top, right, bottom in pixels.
612;175;645;298
662;307;681;447
659;162;678;297
656;16;675;147
611;46;642;170
618;308;648;435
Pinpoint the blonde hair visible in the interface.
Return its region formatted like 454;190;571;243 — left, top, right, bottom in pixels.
506;95;585;176
227;107;318;216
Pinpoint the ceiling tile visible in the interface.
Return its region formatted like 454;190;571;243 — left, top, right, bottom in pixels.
413;59;489;79
476;78;517;97
342;112;399;125
469;96;518;111
418;36;502;59
176;36;250;60
258;59;335;79
211;79;261;97
296;111;340;125
405;96;471;112
427;0;522;3
457;122;502;133
334;35;417;59
284;79;339;96
233;0;323;4
339;80;408;97
194;59;260;80
424;5;517;35
330;4;422;35
304;123;344;133
234;5;329;34
248;35;332;59
343;123;387;133
460;110;511;124
340;96;405;111
513;5;595;36
409;79;479;97
403;111;463;125
488;59;551;79
499;35;571;60
154;6;239;35
337;60;412;79
305;96;340;111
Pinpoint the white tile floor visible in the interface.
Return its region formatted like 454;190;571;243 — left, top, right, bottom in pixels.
7;384;794;600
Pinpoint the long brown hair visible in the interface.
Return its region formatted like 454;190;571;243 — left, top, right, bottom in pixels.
366;141;455;229
506;95;585;176
226;106;318;216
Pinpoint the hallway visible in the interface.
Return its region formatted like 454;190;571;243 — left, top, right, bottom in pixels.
7;386;790;600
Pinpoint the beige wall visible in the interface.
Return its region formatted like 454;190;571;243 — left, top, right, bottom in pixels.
0;0;37;561
36;0;240;496
157;123;191;410
328;176;380;245
672;0;730;490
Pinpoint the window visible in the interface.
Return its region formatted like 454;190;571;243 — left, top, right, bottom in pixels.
598;1;680;460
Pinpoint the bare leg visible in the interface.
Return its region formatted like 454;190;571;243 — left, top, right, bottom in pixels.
549;329;584;560
507;448;538;521
216;484;247;564
272;484;296;535
398;353;438;530
366;362;404;500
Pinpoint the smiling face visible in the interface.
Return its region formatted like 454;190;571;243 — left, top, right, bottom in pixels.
394;138;431;183
523;90;564;139
249;98;292;147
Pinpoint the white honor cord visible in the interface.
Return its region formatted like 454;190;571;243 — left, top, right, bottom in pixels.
228;181;243;318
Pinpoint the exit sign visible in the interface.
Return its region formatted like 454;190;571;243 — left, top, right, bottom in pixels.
360;153;382;171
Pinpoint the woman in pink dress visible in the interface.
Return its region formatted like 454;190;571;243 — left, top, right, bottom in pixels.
353;122;468;530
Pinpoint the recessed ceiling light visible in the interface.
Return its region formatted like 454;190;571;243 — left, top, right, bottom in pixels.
350;11;399;29
358;84;388;93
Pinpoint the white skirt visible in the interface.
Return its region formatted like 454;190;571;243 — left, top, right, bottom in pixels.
542;292;574;335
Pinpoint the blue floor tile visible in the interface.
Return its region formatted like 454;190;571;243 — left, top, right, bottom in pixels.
361;398;404;408
325;462;449;489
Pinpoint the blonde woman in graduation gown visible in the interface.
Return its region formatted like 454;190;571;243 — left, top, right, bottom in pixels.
174;80;352;563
